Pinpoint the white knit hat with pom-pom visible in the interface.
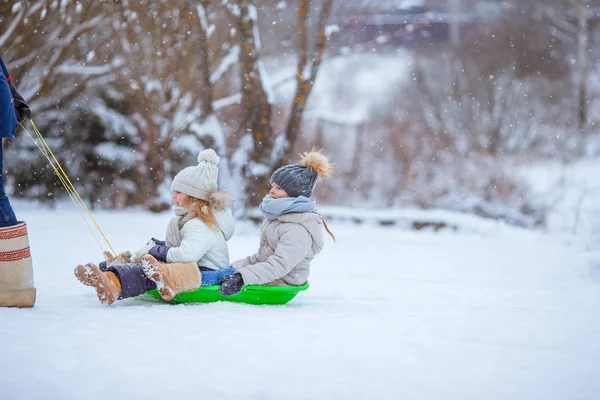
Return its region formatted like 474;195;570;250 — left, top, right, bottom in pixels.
171;149;220;201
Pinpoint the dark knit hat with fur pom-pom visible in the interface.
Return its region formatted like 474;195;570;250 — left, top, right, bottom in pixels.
270;150;334;198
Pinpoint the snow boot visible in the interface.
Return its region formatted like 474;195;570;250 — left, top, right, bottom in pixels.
99;250;133;270
0;222;36;308
140;254;201;301
74;263;121;305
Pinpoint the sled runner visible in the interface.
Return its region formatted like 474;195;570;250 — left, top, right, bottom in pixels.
145;281;309;305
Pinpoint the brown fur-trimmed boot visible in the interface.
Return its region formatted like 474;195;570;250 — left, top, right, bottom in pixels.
103;250;132;265
100;250;132;270
140;254;201;301
74;263;122;305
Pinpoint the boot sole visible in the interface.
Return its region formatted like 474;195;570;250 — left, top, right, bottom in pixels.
74;263;99;286
0;288;36;308
103;251;132;267
141;255;175;301
74;263;118;305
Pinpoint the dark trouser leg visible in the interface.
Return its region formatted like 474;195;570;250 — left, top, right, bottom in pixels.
200;267;235;286
0;146;17;227
108;263;157;299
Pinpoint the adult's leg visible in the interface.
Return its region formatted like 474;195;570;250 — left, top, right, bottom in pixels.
0;221;35;307
0;145;17;227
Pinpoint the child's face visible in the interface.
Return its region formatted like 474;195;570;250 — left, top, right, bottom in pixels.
173;191;189;206
269;183;289;199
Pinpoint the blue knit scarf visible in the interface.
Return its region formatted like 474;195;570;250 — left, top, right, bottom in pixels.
259;195;316;220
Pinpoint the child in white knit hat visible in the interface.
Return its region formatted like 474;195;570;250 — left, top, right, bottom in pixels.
74;149;236;305
219;150;334;296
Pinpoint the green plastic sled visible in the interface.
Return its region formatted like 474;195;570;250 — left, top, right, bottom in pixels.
145;282;309;305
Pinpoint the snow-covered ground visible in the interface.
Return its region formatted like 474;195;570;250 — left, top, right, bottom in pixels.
1;201;600;399
522;159;600;240
518;158;600;268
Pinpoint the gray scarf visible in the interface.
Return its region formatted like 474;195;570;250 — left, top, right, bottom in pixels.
166;206;195;247
259;195;316;220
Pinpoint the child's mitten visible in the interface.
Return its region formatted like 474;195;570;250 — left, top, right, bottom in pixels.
133;242;155;260
218;273;244;296
148;245;169;262
151;238;166;246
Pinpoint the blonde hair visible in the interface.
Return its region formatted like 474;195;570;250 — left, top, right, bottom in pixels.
181;196;219;231
322;217;335;242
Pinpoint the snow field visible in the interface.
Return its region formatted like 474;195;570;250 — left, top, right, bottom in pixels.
1;204;599;399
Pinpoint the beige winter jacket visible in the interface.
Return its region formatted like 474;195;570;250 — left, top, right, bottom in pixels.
232;212;325;286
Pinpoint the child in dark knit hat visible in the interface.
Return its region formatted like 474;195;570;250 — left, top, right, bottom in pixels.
219;150;334;296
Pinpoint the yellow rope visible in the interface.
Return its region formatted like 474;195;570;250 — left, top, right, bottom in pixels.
20;120;120;260
20;122;106;252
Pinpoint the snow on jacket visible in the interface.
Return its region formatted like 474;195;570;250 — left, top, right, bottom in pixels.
0;55;16;140
232;212;324;286
166;208;235;270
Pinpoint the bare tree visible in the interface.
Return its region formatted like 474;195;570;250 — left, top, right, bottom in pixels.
544;0;598;132
226;0;276;206
448;0;462;46
0;1;112;113
280;0;334;163
106;0;240;209
227;0;335;207
408;0;573;158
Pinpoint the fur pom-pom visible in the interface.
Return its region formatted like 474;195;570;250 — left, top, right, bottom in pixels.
198;149;220;165
299;151;334;179
210;191;232;210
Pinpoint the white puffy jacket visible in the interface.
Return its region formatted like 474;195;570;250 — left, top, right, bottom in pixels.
166;208;235;270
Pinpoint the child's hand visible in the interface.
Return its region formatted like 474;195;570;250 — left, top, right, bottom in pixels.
148;244;169;263
151;238;166;246
133;239;164;261
133;243;154;260
218;273;244;296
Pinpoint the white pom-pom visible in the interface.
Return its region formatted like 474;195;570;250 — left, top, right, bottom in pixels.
198;149;220;165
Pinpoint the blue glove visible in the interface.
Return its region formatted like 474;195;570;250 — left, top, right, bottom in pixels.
148;245;169;262
151;238;166;246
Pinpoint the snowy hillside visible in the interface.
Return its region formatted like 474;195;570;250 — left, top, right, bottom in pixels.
1;203;599;399
521;159;600;242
